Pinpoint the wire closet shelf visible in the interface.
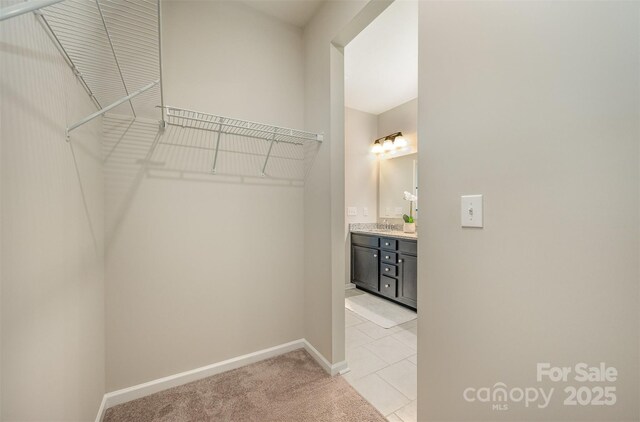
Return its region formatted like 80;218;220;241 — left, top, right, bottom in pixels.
0;0;165;138
0;1;322;180
163;106;323;178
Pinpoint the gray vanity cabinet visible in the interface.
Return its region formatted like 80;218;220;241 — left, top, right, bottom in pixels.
351;233;417;310
351;245;379;291
396;253;417;308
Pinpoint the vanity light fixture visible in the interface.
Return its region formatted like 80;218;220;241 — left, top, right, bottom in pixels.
371;132;409;155
394;135;408;148
371;139;384;154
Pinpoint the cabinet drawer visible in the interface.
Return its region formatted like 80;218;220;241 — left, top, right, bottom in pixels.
398;240;417;255
381;251;397;264
380;276;397;298
380;263;397;277
352;233;379;248
380;238;397;250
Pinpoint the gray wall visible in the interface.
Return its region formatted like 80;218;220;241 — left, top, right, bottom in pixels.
105;0;306;390
417;1;639;420
302;0;395;369
0;9;105;421
303;0;373;365
377;98;417;157
345;107;378;226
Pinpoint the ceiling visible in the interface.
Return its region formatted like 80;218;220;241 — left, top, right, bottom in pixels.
345;0;418;115
239;0;324;28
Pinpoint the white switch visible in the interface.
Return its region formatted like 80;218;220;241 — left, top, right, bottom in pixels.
363;207;369;216
347;206;357;216
461;195;483;228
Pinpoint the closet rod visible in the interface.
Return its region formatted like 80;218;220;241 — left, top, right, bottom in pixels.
0;0;63;22
66;79;159;140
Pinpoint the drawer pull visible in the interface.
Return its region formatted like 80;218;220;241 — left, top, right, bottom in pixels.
385;255;390;259
398;259;403;263
385;242;389;246
385;268;389;272
374;254;377;258
385;284;390;288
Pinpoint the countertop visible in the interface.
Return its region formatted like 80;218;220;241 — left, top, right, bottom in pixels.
350;228;417;240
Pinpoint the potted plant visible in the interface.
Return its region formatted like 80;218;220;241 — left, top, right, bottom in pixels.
403;191;417;233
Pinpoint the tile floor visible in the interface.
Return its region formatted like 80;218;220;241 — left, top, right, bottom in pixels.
343;289;417;422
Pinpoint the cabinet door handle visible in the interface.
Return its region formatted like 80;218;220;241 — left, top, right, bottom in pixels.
373;254;377;258
385;268;389;272
398;259;403;263
385;255;389;259
385;284;390;288
385;242;390;246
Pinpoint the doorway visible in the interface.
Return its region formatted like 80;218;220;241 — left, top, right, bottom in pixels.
339;1;418;419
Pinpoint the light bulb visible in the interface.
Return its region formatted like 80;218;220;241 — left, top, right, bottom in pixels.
371;141;383;154
383;139;394;151
394;136;407;148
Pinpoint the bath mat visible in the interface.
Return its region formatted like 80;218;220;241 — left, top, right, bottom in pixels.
345;291;416;328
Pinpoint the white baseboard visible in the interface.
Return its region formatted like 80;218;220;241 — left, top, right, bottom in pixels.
94;395;107;422
302;339;349;376
96;338;347;421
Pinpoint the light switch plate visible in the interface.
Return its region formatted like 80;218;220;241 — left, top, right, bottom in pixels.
461;195;483;228
347;206;357;216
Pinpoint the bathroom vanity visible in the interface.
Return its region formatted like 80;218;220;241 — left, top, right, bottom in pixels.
350;231;417;310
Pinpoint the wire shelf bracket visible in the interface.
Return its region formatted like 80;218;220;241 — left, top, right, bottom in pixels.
261;130;277;177
211;117;224;174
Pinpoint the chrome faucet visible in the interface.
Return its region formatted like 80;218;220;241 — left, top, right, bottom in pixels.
382;219;389;231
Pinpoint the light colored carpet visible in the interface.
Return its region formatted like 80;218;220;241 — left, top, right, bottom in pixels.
345;292;417;328
103;349;386;422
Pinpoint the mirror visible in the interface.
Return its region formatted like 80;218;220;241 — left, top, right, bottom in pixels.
379;153;418;220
